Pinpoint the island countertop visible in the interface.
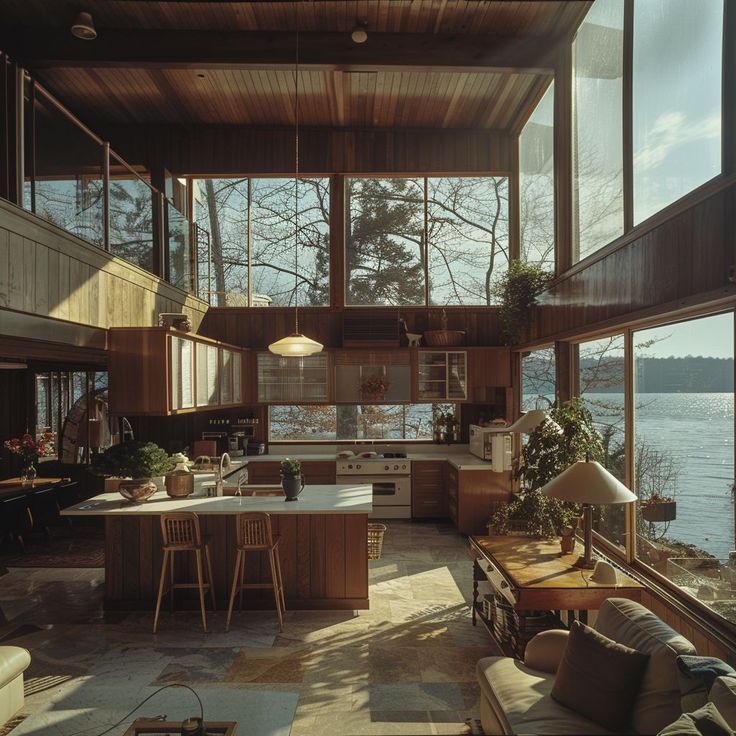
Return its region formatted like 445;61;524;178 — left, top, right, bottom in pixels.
61;483;373;516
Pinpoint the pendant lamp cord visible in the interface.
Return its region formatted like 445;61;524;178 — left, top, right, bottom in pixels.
294;24;300;335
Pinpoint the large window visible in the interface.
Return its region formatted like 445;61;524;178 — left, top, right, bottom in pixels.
632;0;723;224
633;314;734;623
194;177;330;307
346;176;509;306
519;83;555;270
579;335;627;550
521;347;556;411
573;0;624;262
269;404;454;442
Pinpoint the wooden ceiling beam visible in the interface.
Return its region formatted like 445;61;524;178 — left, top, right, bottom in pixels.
2;28;562;74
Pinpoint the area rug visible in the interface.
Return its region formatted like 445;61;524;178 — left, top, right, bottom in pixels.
0;530;104;568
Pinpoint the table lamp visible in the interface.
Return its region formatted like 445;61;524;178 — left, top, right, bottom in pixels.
506;410;562;435
540;458;636;568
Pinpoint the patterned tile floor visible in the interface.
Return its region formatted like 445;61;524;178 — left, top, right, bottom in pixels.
0;521;499;735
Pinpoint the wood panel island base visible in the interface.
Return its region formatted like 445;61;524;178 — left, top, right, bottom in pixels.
63;484;371;611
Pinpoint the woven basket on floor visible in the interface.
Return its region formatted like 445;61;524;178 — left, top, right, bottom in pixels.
368;523;388;560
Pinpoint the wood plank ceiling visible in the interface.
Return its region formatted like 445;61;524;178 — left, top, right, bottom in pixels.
0;1;590;131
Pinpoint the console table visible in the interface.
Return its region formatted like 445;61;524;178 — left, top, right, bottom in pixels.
469;535;644;657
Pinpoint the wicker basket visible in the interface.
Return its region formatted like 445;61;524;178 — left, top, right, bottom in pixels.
368;523;388;560
423;329;466;347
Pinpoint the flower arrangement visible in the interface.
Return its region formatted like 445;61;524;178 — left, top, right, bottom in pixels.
280;457;302;477
360;374;391;396
4;432;55;464
640;492;675;506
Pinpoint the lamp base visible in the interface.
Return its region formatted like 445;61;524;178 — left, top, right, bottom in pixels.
572;556;596;570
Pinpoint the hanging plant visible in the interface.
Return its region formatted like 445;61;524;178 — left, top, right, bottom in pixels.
495;260;553;346
491;399;604;538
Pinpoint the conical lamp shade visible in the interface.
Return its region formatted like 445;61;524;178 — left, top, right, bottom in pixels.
540;460;636;504
268;333;323;357
506;410;562;434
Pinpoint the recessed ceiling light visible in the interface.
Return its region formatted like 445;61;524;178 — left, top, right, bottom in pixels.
351;21;368;44
197;72;206;79
71;11;97;40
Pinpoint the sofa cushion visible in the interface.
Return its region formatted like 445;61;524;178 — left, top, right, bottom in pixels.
595;598;697;734
657;702;732;736
551;620;649;731
709;676;736;730
677;656;736;711
476;656;616;736
0;646;31;690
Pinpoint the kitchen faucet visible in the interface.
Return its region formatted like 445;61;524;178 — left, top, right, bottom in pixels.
215;452;231;496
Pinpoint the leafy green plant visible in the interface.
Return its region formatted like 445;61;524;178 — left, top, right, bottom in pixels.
280;457;302;477
495;260;552;346
91;441;172;479
491;399;604;538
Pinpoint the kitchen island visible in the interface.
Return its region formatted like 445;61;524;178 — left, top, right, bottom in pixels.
62;480;372;611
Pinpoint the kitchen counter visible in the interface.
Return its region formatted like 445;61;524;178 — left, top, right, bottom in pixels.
62;483;372;516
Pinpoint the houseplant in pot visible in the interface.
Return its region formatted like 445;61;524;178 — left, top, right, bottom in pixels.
280;457;304;501
92;441;172;502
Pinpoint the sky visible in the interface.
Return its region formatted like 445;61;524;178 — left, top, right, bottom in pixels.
637;312;733;359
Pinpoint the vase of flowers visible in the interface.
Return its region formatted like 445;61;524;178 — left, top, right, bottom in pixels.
280;457;304;501
4;432;55;488
359;369;391;402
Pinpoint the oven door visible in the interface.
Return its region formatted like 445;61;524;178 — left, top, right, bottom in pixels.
336;475;412;518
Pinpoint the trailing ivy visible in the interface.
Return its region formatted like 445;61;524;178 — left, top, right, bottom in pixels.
495;259;552;346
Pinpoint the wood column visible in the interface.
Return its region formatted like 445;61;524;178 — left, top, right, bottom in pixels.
723;0;736;175
330;174;345;308
554;340;576;404
553;45;573;276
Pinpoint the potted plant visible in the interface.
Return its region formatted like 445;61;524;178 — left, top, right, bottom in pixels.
4;432;55;487
490;399;604;538
280;457;304;501
92;441;172;503
640;493;677;523
494;259;552;347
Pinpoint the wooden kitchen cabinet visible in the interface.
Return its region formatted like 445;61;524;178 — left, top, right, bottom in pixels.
415;351;467;401
109;327;247;416
247;462;281;484
449;465;512;536
412;460;448;519
247;460;336;485
466;348;512;403
256;353;330;403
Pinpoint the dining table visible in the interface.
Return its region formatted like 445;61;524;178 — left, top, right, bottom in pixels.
0;476;68;499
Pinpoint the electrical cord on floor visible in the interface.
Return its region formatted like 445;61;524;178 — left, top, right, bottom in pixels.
68;683;204;736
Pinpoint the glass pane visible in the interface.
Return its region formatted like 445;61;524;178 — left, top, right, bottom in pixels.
167;202;192;292
233;352;242;403
193;178;248;307
346;178;425;305
220;349;233;404
268;403;452;441
579;335;627;550
521;347;556;411
632;0;723;223
36;374;50;434
573;0;624;261
447;352;467;400
109;163;155;272
27;89;104;246
519;83;555;270
427;177;509;305
251;178;330;306
634;314;734;624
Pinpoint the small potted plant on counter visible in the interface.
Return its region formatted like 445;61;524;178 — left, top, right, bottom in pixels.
92;441;172;503
280;457;305;501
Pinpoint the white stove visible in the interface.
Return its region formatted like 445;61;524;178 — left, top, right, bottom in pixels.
335;452;412;519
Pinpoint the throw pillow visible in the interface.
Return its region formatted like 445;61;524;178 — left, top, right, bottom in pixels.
657;702;733;736
677;656;736;712
551;619;650;731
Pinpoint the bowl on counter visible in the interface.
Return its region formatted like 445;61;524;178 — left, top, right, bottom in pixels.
337;450;355;459
358;451;378;458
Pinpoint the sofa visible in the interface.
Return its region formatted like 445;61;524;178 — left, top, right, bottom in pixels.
0;646;31;726
476;597;712;735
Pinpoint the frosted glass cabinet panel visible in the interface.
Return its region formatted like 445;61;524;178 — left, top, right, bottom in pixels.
196;343;219;407
170;336;194;410
257;353;329;403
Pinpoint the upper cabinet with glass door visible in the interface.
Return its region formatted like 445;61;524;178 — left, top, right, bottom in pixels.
109;328;247;415
256;353;330;404
416;351;467;402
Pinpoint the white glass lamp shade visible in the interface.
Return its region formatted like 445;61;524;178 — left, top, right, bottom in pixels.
540;460;636;505
268;333;323;357
506;409;562;434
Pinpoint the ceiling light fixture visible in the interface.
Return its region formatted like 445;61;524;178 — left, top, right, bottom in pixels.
351;21;368;44
71;11;97;41
268;22;323;359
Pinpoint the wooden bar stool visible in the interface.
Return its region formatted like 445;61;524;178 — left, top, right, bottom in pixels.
153;512;216;633
225;512;285;632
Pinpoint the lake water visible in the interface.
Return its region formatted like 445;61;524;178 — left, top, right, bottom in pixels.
584;392;735;560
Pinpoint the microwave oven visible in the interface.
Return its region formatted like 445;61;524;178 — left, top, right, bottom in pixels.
469;425;512;471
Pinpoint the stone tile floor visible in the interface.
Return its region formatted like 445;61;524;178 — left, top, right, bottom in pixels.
0;521;499;735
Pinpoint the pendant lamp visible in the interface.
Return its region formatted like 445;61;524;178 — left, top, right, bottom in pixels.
268;24;323;358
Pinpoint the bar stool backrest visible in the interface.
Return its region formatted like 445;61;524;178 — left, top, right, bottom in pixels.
236;512;273;549
161;512;201;549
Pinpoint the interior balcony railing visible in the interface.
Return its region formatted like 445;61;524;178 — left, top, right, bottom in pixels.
18;71;206;299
